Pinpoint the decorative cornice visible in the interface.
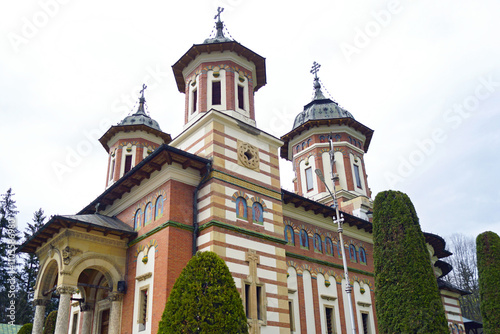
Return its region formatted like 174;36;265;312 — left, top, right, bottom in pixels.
128;221;193;247
199;220;286;245
136;272;153;281
321;294;337;301
209;170;281;200
357;301;371;307
286;251;374;277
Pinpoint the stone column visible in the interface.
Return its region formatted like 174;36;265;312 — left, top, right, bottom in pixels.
32;299;49;334
55;285;77;334
80;303;94;334
108;292;123;334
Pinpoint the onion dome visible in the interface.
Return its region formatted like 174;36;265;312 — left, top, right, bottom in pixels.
292;66;354;130
120;86;161;131
203;7;233;44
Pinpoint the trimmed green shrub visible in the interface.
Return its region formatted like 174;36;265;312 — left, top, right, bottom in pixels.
158;251;247;333
42;310;57;334
373;190;448;333
476;231;500;334
17;323;33;334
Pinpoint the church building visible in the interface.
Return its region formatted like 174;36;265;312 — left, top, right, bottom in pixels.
20;10;467;334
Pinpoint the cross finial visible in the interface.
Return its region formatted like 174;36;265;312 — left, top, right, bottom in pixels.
214;7;224;22
310;61;321;79
140;84;147;99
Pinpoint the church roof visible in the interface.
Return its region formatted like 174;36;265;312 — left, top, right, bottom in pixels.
78;144;211;215
99;86;172;151
292;77;355;130
18;214;136;254
172;10;266;93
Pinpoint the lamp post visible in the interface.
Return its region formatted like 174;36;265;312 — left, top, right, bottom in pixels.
315;137;357;334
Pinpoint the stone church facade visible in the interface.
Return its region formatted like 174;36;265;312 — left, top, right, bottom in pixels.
20;12;467;334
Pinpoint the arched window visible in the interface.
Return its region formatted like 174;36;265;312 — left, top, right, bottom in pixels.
300;230;309;249
284;226;295;245
301;142;305;150
144;202;153;226
325;238;333;256
236;197;248;219
337;242;343;258
296;145;300;153
252;202;264;224
134;209;142;230
307;138;311;147
349;244;357;262
155;196;164;220
314;234;322;252
319;135;326;143
359;247;367;264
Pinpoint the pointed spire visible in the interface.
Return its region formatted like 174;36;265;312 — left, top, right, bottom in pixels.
204;7;232;44
135;84;148;116
310;61;326;100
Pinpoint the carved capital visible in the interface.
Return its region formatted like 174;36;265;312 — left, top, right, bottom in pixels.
107;292;123;302
62;246;82;265
57;285;78;295
33;299;50;307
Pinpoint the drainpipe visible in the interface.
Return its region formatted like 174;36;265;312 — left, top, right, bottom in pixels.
192;160;212;255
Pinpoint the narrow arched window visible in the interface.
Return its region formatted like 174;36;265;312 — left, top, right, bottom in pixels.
155;196;164;220
236;197;248;219
314;234;322;252
134;209;142;230
300;230;309;249
252;202;264;224
144;202;153;226
359;247;367;264
349;245;357;262
284;226;295;245
325;238;333;256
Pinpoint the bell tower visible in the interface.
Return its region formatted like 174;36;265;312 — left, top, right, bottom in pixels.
172;8;265;130
280;63;374;220
99;85;172;188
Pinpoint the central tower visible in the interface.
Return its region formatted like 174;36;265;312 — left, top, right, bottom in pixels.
170;10;289;333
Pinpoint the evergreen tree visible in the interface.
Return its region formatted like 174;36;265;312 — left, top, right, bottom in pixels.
17;209;47;324
158;251;247;333
373;190;448;334
17;323;33;334
0;188;21;324
42;310;57;334
476;231;500;334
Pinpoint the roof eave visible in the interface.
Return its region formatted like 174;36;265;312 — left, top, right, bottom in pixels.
172;41;266;94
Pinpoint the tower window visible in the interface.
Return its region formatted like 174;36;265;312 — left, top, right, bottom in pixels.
109;159;115;181
305;167;314;191
353;164;362;188
124;155;132;174
212;81;221;105
237;85;245;110
192;89;197;113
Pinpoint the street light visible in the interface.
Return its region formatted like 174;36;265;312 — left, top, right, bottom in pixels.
315;137;357;334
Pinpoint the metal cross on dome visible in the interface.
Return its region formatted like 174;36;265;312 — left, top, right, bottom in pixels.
310;61;321;79
214;7;224;22
140;84;147;99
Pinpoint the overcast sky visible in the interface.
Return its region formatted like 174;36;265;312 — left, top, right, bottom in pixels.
1;0;499;244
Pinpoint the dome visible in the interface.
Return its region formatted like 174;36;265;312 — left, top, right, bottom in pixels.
119;91;162;131
120;111;162;131
292;77;354;130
